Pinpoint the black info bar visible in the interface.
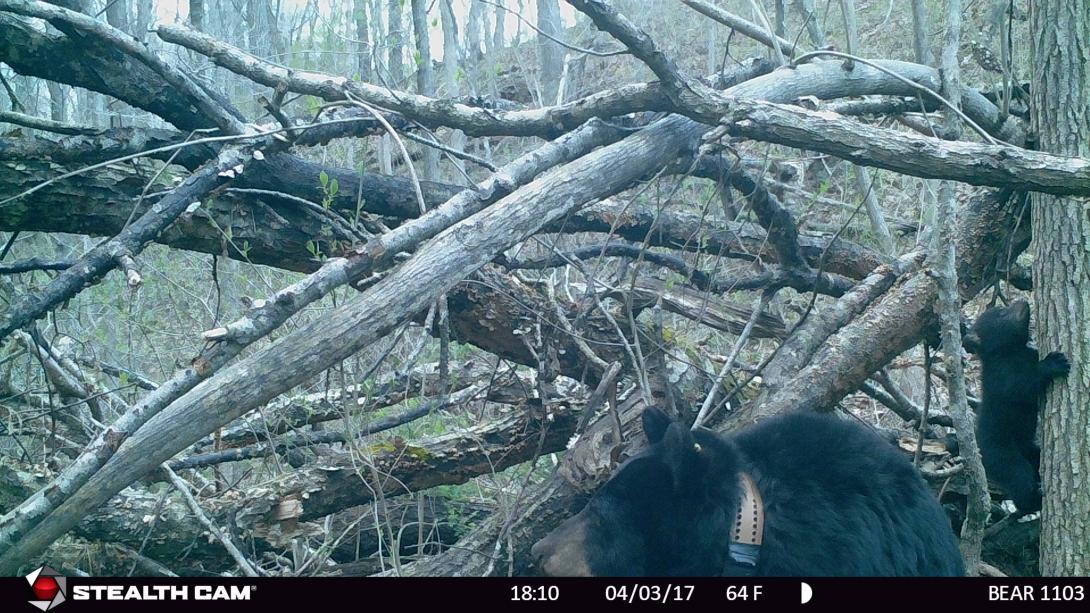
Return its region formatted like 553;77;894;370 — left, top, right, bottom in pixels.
5;577;1090;611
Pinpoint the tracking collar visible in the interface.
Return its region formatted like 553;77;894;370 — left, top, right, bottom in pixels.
724;471;764;575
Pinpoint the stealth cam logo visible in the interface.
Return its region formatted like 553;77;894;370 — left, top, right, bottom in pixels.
25;566;66;611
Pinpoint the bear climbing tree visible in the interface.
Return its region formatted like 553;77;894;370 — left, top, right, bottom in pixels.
964;300;1070;514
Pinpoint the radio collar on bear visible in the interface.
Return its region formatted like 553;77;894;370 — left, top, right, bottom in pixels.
725;471;764;575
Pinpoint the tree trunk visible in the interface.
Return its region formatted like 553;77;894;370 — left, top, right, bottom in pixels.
104;0;128;34
410;0;439;180
1031;0;1090;577
134;0;152;43
439;0;466;178
354;0;371;81
382;0;405;173
492;0;505;52
535;0;563;105
387;0;404;87
189;1;203;32
246;0;283;59
46;82;66;123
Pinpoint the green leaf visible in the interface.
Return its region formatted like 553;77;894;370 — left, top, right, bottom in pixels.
319;170;329;188
330;178;339;196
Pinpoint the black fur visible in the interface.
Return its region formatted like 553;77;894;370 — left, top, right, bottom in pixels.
531;409;964;576
963;300;1069;513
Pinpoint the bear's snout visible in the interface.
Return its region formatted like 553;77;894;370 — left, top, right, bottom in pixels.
531;517;593;576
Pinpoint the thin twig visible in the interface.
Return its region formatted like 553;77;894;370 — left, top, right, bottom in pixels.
694;290;772;428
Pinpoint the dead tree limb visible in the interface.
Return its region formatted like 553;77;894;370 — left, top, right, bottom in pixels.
574;0;1084;194
169;385;485;470
155;23;770;138
0;110;98;135
680;0;797;56
0;119;622;557
0;145;253;340
716;102;1090;195
221;402;579;529
0;12;222;130
0;110;701;574
0;0;242;134
0;162;884;281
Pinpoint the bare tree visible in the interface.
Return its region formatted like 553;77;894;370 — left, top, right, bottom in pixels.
439;0;466;178
535;0;563;105
354;0;372;82
410;0;439;179
387;0;404;86
188;0;203;31
838;0;895;255
104;0;128;34
245;0;283;60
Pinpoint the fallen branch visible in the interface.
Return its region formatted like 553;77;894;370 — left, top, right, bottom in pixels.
0;110;98;135
0;119;622;559
0;145;253;340
226;402;580;526
171;386;484;470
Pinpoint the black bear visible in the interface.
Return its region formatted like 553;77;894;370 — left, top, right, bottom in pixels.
531;408;964;576
962;299;1069;514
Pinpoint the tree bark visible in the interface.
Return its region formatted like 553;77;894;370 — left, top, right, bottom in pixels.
216;402;579;527
1031;0;1090;576
935;0;988;576
410;0;439;179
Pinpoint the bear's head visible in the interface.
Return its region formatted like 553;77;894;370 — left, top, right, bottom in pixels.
963;299;1031;355
530;407;741;576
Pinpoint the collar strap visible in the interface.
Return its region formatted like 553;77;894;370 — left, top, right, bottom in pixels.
733;472;764;546
727;472;764;571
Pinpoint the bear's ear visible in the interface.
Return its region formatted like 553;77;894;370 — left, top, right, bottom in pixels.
642;406;672;444
661;422;709;496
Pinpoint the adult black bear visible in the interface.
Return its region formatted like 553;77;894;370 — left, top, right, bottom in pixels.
531;408;964;576
963;299;1069;514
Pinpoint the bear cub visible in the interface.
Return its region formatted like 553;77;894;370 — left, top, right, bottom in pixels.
963;299;1070;514
531;408;964;576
